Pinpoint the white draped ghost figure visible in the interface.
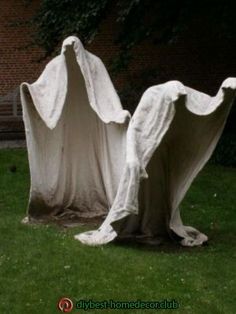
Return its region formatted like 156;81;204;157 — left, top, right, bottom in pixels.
20;36;236;247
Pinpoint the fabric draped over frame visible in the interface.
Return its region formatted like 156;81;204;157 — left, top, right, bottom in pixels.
20;36;236;247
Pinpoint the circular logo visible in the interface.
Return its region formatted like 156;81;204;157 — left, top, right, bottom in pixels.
58;297;73;313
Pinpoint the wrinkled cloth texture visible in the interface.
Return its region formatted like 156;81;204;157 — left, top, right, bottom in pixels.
21;36;236;247
21;36;130;220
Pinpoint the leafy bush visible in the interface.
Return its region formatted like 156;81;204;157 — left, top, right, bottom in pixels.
211;132;236;167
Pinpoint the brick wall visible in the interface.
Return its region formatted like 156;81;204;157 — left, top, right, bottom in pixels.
0;0;47;96
0;1;126;99
0;1;235;115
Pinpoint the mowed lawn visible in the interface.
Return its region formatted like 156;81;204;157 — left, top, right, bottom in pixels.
0;148;235;314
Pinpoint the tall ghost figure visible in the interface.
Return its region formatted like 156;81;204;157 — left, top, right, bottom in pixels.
20;36;236;247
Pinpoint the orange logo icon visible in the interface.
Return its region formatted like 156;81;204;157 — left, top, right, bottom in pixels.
58;297;73;312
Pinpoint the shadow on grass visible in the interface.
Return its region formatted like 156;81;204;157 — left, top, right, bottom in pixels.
111;237;209;254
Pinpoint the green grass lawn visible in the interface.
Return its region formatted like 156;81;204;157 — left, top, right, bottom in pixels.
0;148;235;314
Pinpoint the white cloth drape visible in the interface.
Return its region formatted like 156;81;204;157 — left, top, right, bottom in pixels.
21;36;236;247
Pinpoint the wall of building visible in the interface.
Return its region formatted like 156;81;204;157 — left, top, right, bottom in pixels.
0;1;235;122
0;1;46;96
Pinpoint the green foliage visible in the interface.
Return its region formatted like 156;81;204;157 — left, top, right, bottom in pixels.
211;132;236;167
28;0;236;66
0;149;236;313
29;0;110;57
211;102;236;167
119;66;162;113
